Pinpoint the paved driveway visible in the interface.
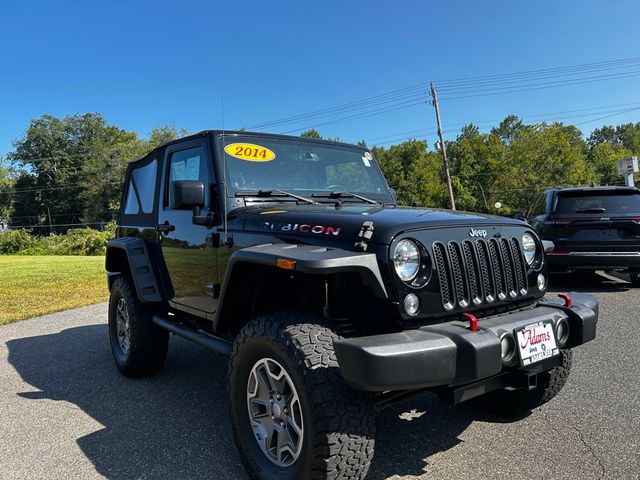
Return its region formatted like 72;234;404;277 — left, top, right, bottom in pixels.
1;273;638;479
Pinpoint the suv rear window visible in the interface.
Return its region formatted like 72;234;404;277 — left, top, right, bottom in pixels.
555;190;640;214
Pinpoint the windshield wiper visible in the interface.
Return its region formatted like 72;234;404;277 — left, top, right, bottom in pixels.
311;191;380;205
235;189;317;204
575;207;606;213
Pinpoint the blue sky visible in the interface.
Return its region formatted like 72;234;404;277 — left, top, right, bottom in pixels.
1;0;640;156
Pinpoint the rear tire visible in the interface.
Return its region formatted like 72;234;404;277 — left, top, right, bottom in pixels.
108;275;169;377
474;350;572;416
228;312;375;480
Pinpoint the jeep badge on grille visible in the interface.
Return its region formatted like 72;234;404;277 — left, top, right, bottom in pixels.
469;228;488;237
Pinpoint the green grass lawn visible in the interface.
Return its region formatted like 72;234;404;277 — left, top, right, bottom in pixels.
0;256;108;325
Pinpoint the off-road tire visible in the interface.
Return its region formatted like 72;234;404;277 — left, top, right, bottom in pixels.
228;311;376;480
474;349;573;415
108;275;169;377
629;273;640;287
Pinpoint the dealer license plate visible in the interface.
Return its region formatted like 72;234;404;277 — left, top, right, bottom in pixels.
515;321;559;366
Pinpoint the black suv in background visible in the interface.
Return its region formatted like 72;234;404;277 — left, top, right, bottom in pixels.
532;186;640;284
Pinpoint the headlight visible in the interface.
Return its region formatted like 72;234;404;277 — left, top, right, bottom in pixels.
522;233;537;266
393;239;420;281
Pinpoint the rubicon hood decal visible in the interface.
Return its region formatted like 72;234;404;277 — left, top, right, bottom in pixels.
263;221;342;236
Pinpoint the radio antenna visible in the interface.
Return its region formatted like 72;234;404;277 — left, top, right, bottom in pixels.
220;85;230;245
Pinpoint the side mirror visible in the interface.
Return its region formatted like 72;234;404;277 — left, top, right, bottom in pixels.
170;180;205;209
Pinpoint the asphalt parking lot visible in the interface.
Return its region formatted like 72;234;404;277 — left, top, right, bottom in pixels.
1;272;638;480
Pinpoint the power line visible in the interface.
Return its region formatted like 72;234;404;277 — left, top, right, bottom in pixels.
369;104;640;146
0;180;121;195
245;83;430;130
438;71;640;101
365;100;640;143
9;210;118;219
10;222;111;229
279;99;427;134
243;56;640;132
434;56;640;89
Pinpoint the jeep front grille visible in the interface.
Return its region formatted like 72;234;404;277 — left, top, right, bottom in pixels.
432;238;528;311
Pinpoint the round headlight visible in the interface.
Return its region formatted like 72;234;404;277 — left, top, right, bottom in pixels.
522;233;537;266
393;239;420;282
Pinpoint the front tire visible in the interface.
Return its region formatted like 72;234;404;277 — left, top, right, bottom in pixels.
629;273;640;287
474;350;573;415
228;312;375;480
108;275;169;377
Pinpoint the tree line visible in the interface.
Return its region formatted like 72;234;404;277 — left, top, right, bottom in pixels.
1;113;639;233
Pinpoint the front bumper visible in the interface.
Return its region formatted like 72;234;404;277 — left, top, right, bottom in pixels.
547;251;640;271
334;292;598;392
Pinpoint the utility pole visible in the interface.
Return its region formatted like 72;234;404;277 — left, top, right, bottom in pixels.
430;83;456;210
47;206;53;236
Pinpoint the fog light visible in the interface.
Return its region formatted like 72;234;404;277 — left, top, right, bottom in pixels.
500;334;516;362
537;274;546;291
404;293;419;316
556;318;569;346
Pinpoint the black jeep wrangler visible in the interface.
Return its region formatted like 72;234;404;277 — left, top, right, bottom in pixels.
106;131;598;480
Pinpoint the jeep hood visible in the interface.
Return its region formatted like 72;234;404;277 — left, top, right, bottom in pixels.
229;203;526;245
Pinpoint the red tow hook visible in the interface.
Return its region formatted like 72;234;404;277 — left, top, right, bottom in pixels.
558;293;572;308
463;312;478;332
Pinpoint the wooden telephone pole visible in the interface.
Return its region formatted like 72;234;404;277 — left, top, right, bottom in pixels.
430;83;456;210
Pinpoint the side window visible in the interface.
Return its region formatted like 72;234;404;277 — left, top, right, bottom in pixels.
132;160;157;213
123;158;158;216
123;181;140;214
167;146;209;208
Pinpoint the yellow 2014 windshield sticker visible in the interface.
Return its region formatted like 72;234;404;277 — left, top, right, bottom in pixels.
224;143;275;162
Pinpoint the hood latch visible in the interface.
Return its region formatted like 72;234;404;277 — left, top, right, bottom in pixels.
355;221;374;251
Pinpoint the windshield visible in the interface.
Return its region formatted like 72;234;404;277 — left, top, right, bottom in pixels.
556;191;640;214
218;135;392;202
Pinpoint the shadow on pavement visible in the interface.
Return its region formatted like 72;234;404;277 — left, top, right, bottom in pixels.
7;324;528;479
368;394;527;478
7;325;245;479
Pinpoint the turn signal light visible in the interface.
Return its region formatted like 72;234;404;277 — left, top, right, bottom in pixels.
276;258;296;270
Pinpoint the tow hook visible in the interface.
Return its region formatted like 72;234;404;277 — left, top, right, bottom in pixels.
558;293;572;308
462;312;478;332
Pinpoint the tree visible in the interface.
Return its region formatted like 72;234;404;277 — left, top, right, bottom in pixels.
7;115;190;231
490;115;528;144
500;122;596;213
447;125;508;212
8;114;143;230
588;122;640;153
144;125;189;150
0;160;14;220
300;129;321;139
587;142;631;185
373;140;447;208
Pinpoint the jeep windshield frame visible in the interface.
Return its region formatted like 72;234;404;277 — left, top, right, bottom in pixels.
216;134;394;204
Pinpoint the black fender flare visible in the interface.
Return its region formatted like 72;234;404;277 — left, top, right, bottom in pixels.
105;237;164;303
214;243;389;327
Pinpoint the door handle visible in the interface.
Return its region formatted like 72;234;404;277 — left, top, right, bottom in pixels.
156;222;175;234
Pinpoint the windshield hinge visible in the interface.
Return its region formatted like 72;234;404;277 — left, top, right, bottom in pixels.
355;221;375;251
